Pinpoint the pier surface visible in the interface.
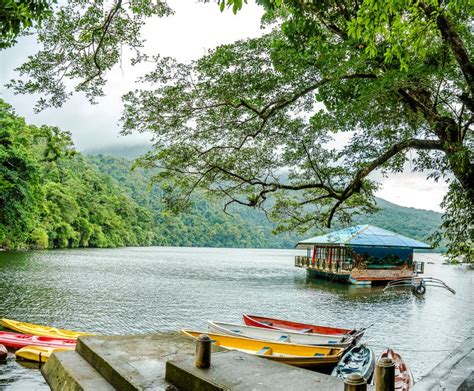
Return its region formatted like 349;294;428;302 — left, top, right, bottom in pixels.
42;332;355;390
414;335;473;390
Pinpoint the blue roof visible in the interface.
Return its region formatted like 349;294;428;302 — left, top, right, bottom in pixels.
296;225;431;249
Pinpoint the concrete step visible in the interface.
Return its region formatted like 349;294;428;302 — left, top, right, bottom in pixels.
166;349;367;391
75;332;213;391
42;350;116;391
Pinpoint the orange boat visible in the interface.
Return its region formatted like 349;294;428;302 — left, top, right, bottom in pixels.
243;314;358;337
377;348;414;390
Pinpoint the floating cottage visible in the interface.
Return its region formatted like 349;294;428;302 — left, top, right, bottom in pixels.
295;225;430;285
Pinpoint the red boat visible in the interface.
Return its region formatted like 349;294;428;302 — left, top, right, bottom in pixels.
378;348;414;390
0;331;77;349
0;344;7;360
243;314;358;336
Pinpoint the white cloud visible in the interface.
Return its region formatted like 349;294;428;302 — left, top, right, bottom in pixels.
375;171;448;212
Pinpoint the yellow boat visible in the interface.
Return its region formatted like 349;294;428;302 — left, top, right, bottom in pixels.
181;330;343;370
1;318;92;339
15;345;72;363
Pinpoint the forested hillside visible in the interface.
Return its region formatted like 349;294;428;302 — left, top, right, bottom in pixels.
0;100;155;250
87;155;443;249
0;100;443;251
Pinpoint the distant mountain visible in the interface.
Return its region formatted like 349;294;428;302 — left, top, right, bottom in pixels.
87;155;444;250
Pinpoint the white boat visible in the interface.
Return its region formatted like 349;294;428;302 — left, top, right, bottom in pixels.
207;321;354;348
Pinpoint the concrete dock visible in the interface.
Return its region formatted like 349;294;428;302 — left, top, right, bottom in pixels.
413;335;473;390
42;332;353;390
42;332;473;390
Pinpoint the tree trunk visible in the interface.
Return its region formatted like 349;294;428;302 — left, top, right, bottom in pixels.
444;141;474;205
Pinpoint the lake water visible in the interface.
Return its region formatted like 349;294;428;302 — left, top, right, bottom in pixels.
0;248;472;390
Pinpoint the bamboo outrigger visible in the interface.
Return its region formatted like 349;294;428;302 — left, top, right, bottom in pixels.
384;276;456;295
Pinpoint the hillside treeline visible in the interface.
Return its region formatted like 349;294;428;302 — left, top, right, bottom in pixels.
0;100;442;250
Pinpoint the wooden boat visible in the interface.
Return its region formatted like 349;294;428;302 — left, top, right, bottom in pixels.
377;348;414;390
207;321;353;348
181;329;343;371
0;344;7;361
331;344;375;382
1;319;92;339
15;345;72;363
0;331;76;349
243;314;358;337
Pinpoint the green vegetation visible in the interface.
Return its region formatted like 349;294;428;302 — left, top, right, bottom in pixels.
88;154;443;250
5;1;473;261
0;100;155;250
0;99;444;251
119;1;472;262
86;154;299;248
0;0;54;49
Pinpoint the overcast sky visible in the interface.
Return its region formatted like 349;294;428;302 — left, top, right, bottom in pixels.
0;0;449;212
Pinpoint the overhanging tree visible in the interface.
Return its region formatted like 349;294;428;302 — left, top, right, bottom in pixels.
7;0;474;261
0;0;54;49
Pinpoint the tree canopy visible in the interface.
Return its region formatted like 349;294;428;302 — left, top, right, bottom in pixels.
4;0;474;261
0;99;445;251
0;0;53;49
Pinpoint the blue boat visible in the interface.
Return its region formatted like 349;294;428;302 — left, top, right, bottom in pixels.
331;344;375;382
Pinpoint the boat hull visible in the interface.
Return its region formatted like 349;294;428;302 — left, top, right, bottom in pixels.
181;330;343;371
208;321;352;348
243;314;355;336
15;345;72;363
1;318;92;339
0;331;76;349
378;348;414;390
331;344;375;382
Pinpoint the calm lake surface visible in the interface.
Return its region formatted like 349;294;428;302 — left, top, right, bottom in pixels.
0;247;472;390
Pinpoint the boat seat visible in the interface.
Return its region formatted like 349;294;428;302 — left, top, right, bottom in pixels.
340;367;361;374
278;335;289;342
256;347;273;356
299;328;312;333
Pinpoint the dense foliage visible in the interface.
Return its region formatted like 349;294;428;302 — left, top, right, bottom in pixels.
89;153;443;250
0;0;53;49
87;154;299;248
4;1;469;258
121;0;471;261
0;100;296;249
0;100;443;250
0;100;155;249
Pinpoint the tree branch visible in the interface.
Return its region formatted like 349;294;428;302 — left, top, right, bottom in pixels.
420;2;474;97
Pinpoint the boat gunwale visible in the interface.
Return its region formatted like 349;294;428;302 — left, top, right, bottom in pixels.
243;314;355;336
207;320;352;348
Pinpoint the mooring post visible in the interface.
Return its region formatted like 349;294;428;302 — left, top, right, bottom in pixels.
375;357;395;391
344;373;367;390
195;334;211;369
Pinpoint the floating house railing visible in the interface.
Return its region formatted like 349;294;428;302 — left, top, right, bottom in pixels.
295;254;352;274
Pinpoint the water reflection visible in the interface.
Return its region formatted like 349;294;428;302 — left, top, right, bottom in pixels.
0;249;472;389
